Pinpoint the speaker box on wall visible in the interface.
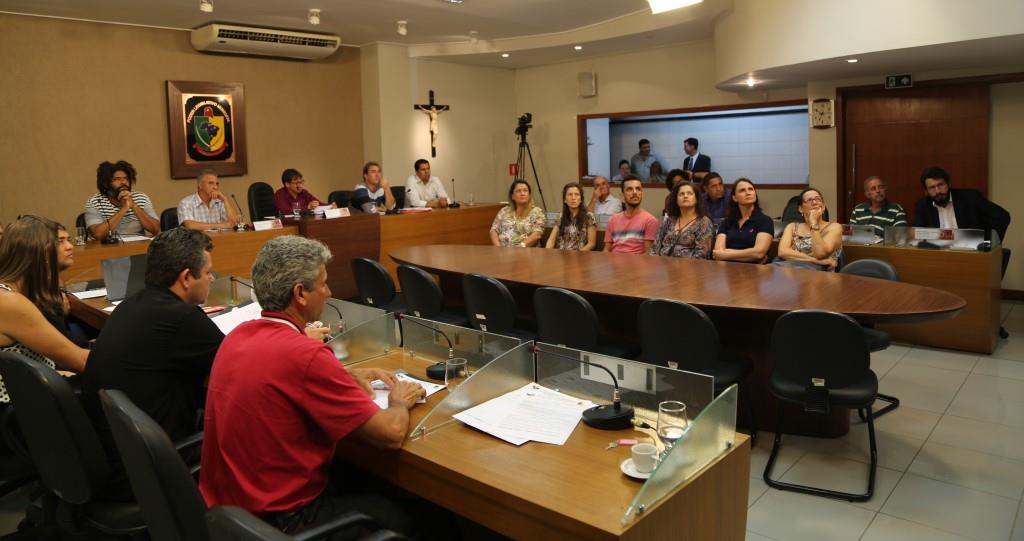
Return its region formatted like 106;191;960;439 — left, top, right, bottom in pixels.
578;71;597;98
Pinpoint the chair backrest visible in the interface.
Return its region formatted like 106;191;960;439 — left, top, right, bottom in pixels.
0;352;108;504
328;190;353;209
390;186;405;209
533;287;599;350
637;299;718;371
781;195;829;225
462;273;517;333
840;258;899;281
397;264;443;318
770;310;870;389
351;258;397;308
247;182;276;220
207;506;291;540
160;208;179;231
75;212;86;229
100;390;209;541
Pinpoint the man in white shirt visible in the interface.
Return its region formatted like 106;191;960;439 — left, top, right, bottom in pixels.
586;176;624;220
404;159;449;209
177;169;239;231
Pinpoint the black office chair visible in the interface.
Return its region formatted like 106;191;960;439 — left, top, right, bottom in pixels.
100;389;208;541
160;208;180;231
351;258;406;313
780;195;829;226
840;259;901;420
1001;248;1012;339
390;186;406;209
763;310;878;502
396;264;469;327
0;352;146;536
328;190;353;209
462;273;538;341
207;506;404;541
248;182;276;220
637;299;756;443
0;405;37;499
533;287;638;359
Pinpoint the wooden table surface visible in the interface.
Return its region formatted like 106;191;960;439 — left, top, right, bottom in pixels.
340;350;751;540
389;244;965;324
378;204;500;279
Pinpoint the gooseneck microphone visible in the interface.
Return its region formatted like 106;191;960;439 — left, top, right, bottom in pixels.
398;314;455;380
534;345;635;430
448;178;461;208
101;216;122;245
230;194;250;230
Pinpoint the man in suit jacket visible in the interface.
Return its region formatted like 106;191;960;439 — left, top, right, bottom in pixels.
682;137;711;174
913;166;1010;241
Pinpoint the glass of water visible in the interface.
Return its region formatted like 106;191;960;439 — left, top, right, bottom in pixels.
292;201;302;218
75;226;87;246
657;400;689;456
445;357;469;392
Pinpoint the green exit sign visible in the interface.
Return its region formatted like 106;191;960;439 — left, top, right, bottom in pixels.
885;74;913;89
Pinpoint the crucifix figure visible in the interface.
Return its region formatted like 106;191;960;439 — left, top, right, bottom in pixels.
414;90;450;157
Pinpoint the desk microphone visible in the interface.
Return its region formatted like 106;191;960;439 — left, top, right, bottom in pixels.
534;345;635;431
448;178;461;208
398;314;455;380
101;216;122;245
230;194;251;230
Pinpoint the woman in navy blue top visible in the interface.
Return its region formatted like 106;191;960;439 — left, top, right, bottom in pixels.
713;178;774;263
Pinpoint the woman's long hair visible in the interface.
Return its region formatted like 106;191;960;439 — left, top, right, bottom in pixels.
666;182;707;220
0;215;64;318
558;182;588;234
726;177;762;223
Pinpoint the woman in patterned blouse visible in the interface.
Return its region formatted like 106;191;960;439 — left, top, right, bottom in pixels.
650;182;714;259
545;182;596;251
490;179;546;248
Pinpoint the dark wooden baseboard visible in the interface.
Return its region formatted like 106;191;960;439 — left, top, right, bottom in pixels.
1003;289;1024;301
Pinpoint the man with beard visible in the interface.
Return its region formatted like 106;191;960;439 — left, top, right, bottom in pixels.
603;176;658;254
913;166;1009;241
84;160;160;241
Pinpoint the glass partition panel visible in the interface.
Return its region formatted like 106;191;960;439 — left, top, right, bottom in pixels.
841;223;881;245
327;312;394;365
400;316;521;373
884;226;989;251
320;298;387;334
534;343;713;423
622;384;738;526
410;341;535;438
205;275;255;308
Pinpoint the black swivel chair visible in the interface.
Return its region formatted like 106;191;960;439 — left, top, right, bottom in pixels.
396;264;469;327
160;208;180;231
0;352;146;536
533;287;638;359
248;182;276;220
207;506;405;541
351;258;406;313
462;273;538;341
328;190;353;209
840;259;901;420
763;310;879;502
637;299;756;443
780;195;829;226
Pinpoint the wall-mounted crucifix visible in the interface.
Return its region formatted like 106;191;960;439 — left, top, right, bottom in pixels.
413;90;450;157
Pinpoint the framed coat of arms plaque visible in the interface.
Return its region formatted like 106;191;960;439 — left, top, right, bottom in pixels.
166;80;248;178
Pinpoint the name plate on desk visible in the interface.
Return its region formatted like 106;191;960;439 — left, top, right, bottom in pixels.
252;219;283;231
323;207;350;219
915;228;954;241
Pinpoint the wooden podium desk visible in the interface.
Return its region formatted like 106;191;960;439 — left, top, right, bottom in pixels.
59;226;299;284
339;350;751;541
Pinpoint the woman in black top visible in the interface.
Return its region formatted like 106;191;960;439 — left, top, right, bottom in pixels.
712;178;774;263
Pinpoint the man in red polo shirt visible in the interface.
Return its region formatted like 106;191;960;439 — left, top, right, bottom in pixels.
199;235;424;537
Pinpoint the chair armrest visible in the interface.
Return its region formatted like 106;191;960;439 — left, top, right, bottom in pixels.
173;431;203;454
291;511;377;541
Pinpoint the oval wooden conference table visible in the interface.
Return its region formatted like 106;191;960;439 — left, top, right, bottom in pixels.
390;244;966;437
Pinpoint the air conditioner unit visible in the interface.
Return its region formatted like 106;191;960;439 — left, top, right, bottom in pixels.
191;24;340;60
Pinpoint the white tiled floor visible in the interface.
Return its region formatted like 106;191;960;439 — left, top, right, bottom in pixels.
747;301;1024;541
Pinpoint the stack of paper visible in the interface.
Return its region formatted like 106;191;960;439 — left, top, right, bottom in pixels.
371;372;446;408
71;288;107;300
453;383;595;446
210;302;263;335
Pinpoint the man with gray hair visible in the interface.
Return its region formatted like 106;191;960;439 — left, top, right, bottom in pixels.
177;169;239;230
849;176;907;236
200;235;425;538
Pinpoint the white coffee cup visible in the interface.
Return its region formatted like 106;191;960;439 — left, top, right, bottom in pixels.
631;442;658;474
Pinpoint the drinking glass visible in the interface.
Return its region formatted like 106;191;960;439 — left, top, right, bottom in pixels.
292;201;302;218
74;226;87;246
467;193;475;206
656;400;689;456
445;357;469;392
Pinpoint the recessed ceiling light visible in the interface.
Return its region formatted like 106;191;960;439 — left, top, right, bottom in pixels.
443;0;464;3
307;9;320;25
847;58;858;63
574;45;583;51
647;0;703;15
745;77;756;87
501;53;510;58
199;0;213;13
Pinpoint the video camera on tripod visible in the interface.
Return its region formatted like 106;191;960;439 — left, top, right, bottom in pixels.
515;113;533;139
512;112;546;211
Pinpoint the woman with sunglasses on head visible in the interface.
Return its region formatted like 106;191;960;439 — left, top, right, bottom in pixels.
775;187;843;271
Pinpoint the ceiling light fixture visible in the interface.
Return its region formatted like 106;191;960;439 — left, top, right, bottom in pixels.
443;0;464;4
307;9;320;25
574;45;583;51
647;0;702;15
501;53;510;58
199;0;213;13
396;20;408;36
846;58;858;63
745;77;756;87
469;30;479;44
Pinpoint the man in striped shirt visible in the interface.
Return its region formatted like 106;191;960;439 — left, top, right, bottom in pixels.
177;169;239;231
84;160;160;241
849;176;907;237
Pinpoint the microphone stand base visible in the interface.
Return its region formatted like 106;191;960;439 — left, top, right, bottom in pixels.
582;404;634;431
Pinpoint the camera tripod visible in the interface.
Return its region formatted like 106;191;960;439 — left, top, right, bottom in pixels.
515;131;547;212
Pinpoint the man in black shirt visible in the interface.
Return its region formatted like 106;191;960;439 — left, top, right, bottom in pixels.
82;227;221;500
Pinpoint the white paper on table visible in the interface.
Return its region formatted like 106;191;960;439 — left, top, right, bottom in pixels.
102;300;123;313
118;235;151;243
210;302;263;335
72;288;107;300
370;373;445;409
453;383;595;446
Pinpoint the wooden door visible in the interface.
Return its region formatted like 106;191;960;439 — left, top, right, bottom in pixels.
838;84;989;223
